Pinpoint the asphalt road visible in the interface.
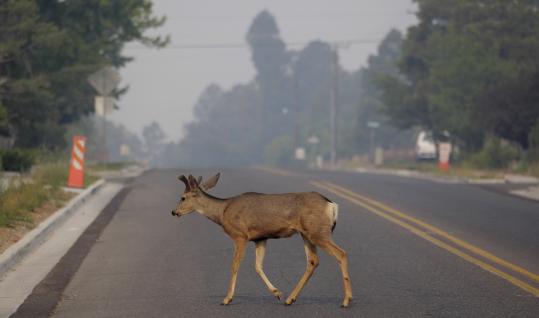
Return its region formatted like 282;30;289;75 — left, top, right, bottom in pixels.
13;168;539;317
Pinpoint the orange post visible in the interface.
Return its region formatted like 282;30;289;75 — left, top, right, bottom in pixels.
438;161;450;172
67;136;87;188
438;142;452;172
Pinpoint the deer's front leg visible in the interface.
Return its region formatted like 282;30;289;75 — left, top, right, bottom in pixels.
222;239;247;305
255;240;282;300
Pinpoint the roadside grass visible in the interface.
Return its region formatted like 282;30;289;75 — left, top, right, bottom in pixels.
514;161;539;179
382;160;539;180
367;160;508;180
413;162;505;179
0;162;98;229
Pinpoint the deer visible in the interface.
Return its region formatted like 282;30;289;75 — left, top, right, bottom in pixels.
171;173;353;307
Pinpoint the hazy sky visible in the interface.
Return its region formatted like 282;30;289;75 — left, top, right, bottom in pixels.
110;0;417;141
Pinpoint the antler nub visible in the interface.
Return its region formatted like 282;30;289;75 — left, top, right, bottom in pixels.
188;175;199;190
178;175;190;190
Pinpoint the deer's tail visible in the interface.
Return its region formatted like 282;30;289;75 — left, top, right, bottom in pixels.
328;202;339;232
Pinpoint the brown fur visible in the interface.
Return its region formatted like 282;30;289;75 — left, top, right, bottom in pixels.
172;173;352;307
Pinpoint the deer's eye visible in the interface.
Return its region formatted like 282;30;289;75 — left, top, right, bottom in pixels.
181;197;185;201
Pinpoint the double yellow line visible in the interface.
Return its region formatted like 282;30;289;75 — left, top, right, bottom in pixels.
311;180;539;297
253;166;296;177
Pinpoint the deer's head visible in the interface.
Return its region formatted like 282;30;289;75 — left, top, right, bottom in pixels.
171;173;220;217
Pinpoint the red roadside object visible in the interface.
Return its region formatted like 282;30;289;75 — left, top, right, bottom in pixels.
438;142;452;172
67;136;87;188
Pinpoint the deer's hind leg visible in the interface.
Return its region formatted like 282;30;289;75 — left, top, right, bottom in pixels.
316;238;353;308
255;240;283;300
285;235;319;305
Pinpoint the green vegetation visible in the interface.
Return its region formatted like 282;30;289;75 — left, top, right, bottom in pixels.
380;0;539;154
0;0;166;228
0;0;168;149
0;149;36;172
1;162;66;227
465;137;520;170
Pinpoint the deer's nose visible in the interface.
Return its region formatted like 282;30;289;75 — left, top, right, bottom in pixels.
171;210;177;216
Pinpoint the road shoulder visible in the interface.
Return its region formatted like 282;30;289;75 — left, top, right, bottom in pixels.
0;182;125;317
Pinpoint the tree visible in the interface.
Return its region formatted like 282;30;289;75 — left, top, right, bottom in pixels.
352;29;415;153
178;82;262;167
67;115;144;162
381;0;539;150
292;41;333;151
0;0;168;149
142;121;166;165
0;0;67;148
246;10;292;145
177;10;412;167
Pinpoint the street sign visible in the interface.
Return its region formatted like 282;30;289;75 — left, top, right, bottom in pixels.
87;66;121;96
307;135;320;145
367;121;380;128
294;147;306;160
94;96;115;116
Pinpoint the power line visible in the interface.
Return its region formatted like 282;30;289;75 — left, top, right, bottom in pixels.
124;38;382;50
164;12;414;21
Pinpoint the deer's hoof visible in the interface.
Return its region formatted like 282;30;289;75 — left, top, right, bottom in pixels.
340;297;352;308
284;297;296;306
221;297;233;305
272;289;283;300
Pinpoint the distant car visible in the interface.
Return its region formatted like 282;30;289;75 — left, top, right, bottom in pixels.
415;131;437;160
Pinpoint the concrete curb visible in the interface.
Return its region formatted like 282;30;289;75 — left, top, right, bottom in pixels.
349;167;539;185
510;186;539;201
0;179;106;277
351;167;465;184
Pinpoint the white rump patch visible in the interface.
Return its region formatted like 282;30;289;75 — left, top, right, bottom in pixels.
326;202;339;224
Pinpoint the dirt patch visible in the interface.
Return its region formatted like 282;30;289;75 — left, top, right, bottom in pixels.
0;191;75;254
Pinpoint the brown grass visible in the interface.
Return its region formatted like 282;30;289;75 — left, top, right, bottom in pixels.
0;190;75;254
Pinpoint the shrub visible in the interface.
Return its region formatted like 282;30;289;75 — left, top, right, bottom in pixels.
1;149;36;172
527;120;539;162
467;136;519;169
264;135;295;166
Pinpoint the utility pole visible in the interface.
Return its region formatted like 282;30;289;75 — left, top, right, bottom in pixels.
293;72;300;149
329;44;339;168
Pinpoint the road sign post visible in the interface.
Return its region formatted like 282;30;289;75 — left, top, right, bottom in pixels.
87;67;121;163
367;121;380;164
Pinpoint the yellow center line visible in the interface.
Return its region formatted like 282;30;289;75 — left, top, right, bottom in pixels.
311;180;539;297
319;180;539;284
252;166;295;177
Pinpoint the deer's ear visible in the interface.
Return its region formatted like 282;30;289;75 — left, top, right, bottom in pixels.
201;173;220;191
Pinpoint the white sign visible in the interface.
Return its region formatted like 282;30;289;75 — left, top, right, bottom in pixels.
367;121;380;128
307;135;320;145
95;96;115;116
120;144;130;156
294;147;306;160
316;155;323;168
88;66;121;96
